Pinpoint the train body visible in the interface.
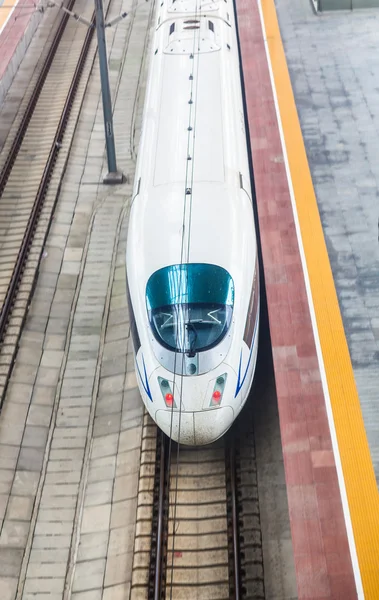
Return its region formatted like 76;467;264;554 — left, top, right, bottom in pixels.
126;0;259;445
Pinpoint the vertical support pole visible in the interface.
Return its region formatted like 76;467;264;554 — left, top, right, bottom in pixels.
94;0;123;184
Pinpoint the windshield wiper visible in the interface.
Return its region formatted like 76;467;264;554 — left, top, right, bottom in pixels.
186;321;198;358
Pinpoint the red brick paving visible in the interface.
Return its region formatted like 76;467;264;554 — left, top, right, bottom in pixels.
235;0;358;597
0;0;36;80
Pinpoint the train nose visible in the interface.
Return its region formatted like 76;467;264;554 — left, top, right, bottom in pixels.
155;406;234;446
193;408;234;444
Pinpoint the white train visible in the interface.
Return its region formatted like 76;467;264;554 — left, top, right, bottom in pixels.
126;0;259;445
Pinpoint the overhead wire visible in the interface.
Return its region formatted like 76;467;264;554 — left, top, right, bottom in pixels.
164;1;203;597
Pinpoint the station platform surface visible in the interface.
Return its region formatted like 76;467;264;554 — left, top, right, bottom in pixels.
0;0;45;105
236;0;379;597
0;0;18;33
0;0;379;599
278;0;379;485
0;0;37;75
0;0;298;598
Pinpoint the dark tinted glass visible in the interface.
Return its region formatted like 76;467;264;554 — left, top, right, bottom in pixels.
146;264;234;354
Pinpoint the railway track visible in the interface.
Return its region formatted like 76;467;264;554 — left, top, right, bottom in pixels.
131;413;265;599
0;0;131;406
0;0;95;404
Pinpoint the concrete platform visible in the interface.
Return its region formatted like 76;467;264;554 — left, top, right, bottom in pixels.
278;0;379;488
0;0;45;105
235;0;379;597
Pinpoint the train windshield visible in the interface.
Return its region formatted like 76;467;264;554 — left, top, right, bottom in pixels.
146;264;234;355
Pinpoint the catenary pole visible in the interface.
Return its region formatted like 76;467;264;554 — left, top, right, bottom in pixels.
94;0;123;183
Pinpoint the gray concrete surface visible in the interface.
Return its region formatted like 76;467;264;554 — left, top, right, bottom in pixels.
318;0;379;11
0;1;45;107
276;0;379;484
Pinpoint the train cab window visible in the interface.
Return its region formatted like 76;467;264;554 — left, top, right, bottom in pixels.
146;264;234;355
169;23;175;35
208;21;214;32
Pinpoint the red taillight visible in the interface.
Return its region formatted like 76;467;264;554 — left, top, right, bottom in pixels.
165;393;174;407
158;378;177;409
211;390;222;406
209;374;227;408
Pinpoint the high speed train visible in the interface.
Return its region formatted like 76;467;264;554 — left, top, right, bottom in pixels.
126;0;259;445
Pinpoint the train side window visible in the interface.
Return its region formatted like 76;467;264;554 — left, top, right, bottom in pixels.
208;21;214;32
169;23;175;35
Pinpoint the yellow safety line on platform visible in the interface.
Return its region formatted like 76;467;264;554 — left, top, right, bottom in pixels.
0;0;18;33
260;0;379;596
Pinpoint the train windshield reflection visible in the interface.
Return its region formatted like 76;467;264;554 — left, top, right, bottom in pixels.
146;263;234;354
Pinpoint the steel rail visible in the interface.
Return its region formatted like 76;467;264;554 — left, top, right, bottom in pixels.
229;438;241;600
153;431;166;600
150;435;242;599
0;6;96;344
0;0;75;196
